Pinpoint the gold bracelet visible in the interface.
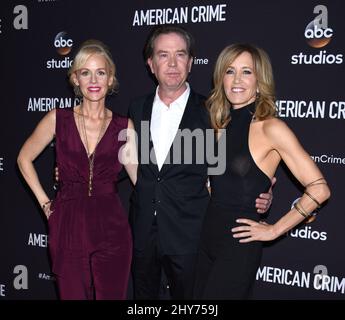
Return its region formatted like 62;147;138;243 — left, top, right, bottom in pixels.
304;190;321;208
305;177;327;188
293;202;309;218
42;200;52;210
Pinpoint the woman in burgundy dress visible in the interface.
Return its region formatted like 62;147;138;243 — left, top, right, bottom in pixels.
17;40;136;300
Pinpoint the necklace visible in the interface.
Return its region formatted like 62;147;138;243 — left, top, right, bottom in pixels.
78;105;107;196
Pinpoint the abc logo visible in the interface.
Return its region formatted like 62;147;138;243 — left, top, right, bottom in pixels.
305;21;333;48
305;25;333;39
54;31;73;56
54;37;73;48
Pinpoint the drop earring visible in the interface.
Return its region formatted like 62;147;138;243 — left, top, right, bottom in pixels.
74;84;81;97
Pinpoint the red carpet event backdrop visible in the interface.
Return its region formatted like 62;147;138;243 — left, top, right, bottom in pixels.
0;0;344;299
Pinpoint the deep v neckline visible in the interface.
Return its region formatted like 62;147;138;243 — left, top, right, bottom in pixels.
72;108;113;161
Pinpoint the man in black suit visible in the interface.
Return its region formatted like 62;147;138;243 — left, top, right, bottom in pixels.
128;25;272;300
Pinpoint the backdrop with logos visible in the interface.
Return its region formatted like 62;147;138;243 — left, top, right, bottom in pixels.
0;0;344;300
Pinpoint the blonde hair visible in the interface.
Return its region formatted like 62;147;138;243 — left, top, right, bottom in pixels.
68;39;118;97
207;43;277;131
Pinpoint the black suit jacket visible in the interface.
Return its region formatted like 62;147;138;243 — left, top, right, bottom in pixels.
128;89;211;255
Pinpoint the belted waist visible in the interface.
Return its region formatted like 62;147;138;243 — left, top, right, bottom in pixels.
57;181;118;200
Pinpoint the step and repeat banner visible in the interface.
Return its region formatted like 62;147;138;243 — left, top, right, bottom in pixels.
0;0;344;300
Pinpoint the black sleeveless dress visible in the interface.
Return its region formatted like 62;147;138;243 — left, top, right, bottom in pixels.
194;102;271;299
